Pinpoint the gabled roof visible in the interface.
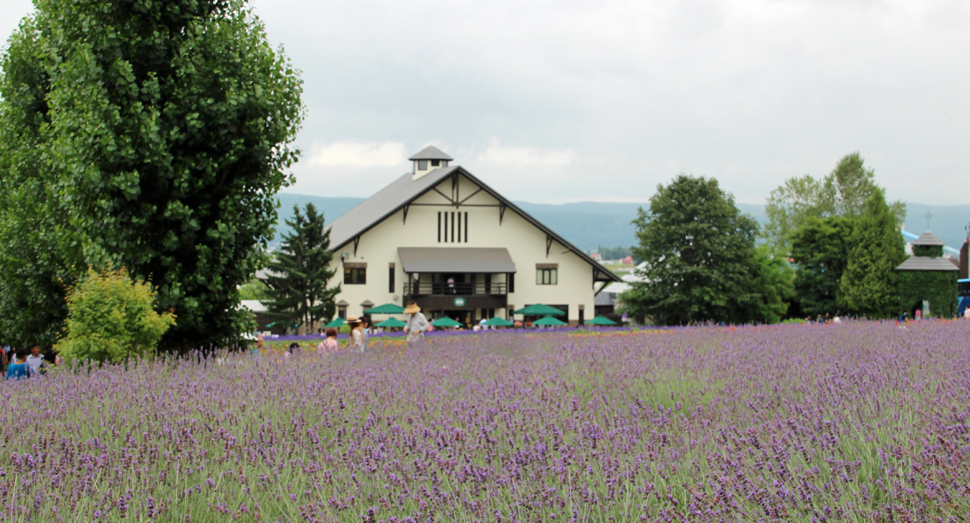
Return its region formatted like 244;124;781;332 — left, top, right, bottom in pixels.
326;165;621;283
912;230;945;246
896;256;958;272
408;145;453;161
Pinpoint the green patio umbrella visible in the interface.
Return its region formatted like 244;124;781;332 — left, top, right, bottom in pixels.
585;315;618;326
533;316;567;327
513;304;566;316
431;317;463;328
375;318;407;328
363;303;406;314
484;317;514;327
323;317;346;328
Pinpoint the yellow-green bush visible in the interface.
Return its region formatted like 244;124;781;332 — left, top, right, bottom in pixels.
55;268;175;363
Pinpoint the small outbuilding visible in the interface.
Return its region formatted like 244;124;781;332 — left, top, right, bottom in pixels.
896;230;958;318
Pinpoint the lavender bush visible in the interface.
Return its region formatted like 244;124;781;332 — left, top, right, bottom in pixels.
3;320;969;522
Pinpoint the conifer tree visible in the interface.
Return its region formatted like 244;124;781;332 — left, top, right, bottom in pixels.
265;204;339;331
838;189;906;318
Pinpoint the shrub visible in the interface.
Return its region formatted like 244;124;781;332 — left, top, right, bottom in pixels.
55;268;175;364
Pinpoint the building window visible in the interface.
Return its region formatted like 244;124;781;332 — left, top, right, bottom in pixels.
537;268;558;285
417;160;427;170
438;212;469;243
431;159;440;167
344;267;366;285
389;263;395;293
508;273;515;293
338;306;347;319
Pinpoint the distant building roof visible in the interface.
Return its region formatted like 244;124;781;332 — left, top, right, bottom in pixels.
912;230;945;246
408;145;453;161
896;256;959;272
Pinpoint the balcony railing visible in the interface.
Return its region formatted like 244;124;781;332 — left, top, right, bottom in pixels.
404;282;508;296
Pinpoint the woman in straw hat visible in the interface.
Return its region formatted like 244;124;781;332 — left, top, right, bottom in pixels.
346;316;365;353
404;302;428;345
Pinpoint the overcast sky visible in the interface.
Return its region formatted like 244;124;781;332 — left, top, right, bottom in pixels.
2;0;969;205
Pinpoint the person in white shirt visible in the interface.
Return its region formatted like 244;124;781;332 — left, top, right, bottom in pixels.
346;317;366;353
25;345;44;375
404;302;429;345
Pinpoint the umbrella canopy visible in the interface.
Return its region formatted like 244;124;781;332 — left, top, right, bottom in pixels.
533;316;567;326
431;317;463;328
323;318;346;328
484;317;514;327
375;318;407;328
513;304;566;316
585;315;618;326
363;303;406;314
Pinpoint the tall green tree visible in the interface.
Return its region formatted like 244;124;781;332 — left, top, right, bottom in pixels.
838;189;906;319
790;216;854;317
265;204;339;332
0;0;304;350
624;175;770;326
763;153;905;255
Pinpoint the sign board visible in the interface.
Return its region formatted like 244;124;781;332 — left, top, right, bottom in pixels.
454;297;466;307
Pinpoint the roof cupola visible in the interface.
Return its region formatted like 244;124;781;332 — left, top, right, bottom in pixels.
409;145;453;180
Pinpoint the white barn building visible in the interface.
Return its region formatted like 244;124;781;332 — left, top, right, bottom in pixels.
325;146;620;326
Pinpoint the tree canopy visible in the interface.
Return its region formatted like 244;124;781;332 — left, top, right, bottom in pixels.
790;216;854;318
265;204;339;332
0;0;303;350
764;153;905;255
623;175;780;326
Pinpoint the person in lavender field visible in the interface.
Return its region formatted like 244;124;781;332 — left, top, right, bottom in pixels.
25;345;44;376
6;349;30;381
346;317;365;353
360;316;371;352
404;302;428;346
317;328;340;354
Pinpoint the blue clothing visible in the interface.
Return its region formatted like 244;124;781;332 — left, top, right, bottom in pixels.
6;363;29;380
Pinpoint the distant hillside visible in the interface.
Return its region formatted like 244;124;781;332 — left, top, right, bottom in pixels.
273;192;970;252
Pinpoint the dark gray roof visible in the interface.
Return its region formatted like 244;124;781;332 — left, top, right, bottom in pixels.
594;292;616;306
326;165;621;283
896;256;959;271
398;247;517;273
328;166;460;251
408;146;453;161
912;231;945;246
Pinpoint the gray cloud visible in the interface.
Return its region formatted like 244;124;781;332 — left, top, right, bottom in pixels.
2;0;968;205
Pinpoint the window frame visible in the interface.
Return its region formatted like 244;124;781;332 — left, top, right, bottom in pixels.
536;268;558;285
344;267;367;285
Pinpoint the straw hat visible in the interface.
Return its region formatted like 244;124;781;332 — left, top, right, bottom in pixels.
346;316;362;325
403;303;421;314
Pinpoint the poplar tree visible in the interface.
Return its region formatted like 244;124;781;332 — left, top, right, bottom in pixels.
838;189;906;318
0;0;304;349
265;204;339;332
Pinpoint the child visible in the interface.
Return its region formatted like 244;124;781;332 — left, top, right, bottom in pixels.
6;349;30;380
317;328;339;354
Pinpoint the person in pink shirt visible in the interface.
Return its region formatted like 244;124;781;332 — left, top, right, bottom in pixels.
317;328;339;354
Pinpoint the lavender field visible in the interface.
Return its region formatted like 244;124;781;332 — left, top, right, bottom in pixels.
4;321;970;522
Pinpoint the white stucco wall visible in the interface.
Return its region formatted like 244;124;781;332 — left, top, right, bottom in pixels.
327;172;598;323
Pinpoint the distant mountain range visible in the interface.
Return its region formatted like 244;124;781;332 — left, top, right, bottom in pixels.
275;193;970;252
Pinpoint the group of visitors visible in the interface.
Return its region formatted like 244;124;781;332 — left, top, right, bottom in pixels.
805;313;842;324
3;344;46;380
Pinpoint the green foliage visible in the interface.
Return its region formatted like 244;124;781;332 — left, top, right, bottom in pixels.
839;189;907;319
238;278;270;301
790;216;854;317
898;271;958;318
625;175;769;325
0;0;304;350
763;153;905;255
912;244;943;258
265;204;340;331
55;268;175;363
751;245;796;324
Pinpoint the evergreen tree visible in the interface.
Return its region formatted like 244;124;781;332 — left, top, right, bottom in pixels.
0;0;303;350
624;175;768;325
265;204;339;332
838;189;906;318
